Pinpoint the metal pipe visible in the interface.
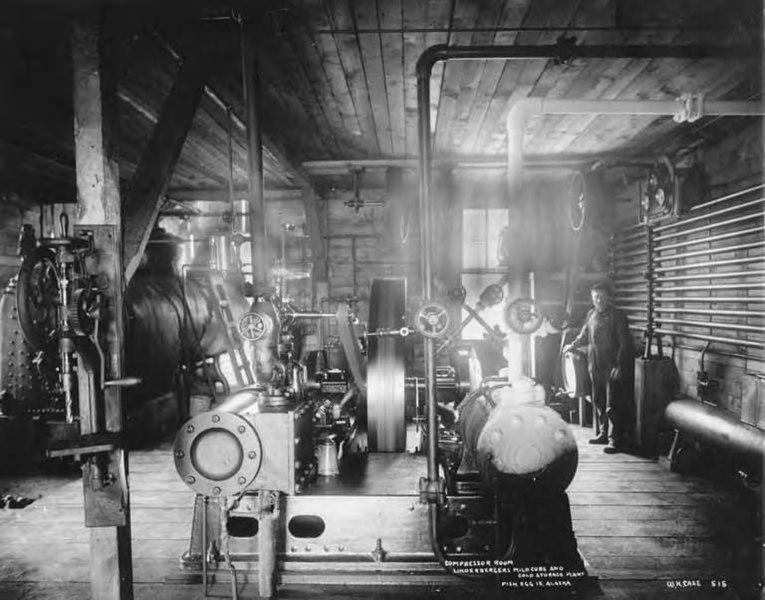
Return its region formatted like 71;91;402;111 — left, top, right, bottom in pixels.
655;255;763;272
654;241;764;263
655;327;765;349
656;283;765;292
654;209;764;242
654;197;764;235
613;258;648;269
655;295;765;303
656;226;765;252
666;399;765;459
655;307;765;318
507;96;764;192
656;270;765;283
417;53;439;493
416;39;751;499
669;340;763;362
240;20;268;288
613;247;648;258
655;317;765;334
690;183;765;213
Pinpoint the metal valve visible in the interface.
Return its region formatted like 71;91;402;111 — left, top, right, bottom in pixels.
238;311;271;341
413;300;452;339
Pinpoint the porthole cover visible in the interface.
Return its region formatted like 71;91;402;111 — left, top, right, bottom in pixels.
174;411;261;497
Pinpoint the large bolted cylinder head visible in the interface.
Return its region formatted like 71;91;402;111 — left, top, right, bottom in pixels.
174;409;262;498
458;376;578;493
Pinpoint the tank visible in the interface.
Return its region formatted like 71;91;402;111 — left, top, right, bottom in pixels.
458;376;578;492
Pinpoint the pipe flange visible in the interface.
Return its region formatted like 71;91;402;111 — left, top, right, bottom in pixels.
414;300;452;339
174;411;262;498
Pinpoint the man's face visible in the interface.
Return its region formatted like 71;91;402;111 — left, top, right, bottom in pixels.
591;289;610;313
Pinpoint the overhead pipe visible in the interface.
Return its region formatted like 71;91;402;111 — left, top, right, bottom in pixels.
507;97;765;194
415;40;752;504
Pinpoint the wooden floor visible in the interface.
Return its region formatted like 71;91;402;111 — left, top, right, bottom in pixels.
0;426;757;599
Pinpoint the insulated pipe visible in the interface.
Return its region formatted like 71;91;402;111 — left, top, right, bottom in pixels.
655;317;765;334
654;210;763;242
666;399;765;459
690;183;765;213
655;296;765;303
416;40;752;494
654;197;764;234
656;270;765;282
653;241;764;263
507;98;765;194
655;256;764;272
656;226;765;252
655;327;765;349
655;307;765;318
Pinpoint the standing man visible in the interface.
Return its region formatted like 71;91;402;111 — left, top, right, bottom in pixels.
563;281;633;454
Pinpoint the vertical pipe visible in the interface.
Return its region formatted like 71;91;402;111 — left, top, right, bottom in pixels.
416;63;439;489
240;21;268;288
643;224;655;359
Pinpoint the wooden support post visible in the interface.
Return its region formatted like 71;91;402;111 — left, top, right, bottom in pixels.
123;34;214;284
72;15;133;600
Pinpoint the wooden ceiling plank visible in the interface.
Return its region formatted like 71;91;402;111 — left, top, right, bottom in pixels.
123;37;214;282
432;0;485;154
473;0;585;155
424;0;453;138
532;2;676;154
353;0;393;155
450;0;524;155
614;60;761;157
299;0;367;153
402;1;427;157
379;0;407;155
256;21;340;158
323;0;381;155
559;55;708;155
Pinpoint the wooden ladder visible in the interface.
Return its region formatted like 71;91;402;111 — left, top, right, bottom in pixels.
209;277;254;388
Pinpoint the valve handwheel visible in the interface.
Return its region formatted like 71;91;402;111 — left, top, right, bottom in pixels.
505;298;544;335
237;311;271;341
414;300;451;339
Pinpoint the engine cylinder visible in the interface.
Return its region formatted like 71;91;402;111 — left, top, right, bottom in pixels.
458;376;578;492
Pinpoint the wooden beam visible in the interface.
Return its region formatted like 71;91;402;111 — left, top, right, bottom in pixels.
71;14;133;600
165;187;303;202
123;33;214;283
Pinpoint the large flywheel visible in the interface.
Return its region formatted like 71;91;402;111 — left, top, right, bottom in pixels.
366;278;407;452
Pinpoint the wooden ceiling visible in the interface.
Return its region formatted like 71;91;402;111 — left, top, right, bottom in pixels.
0;0;762;204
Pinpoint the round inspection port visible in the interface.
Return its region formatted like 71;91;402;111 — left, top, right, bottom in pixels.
173;411;262;497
